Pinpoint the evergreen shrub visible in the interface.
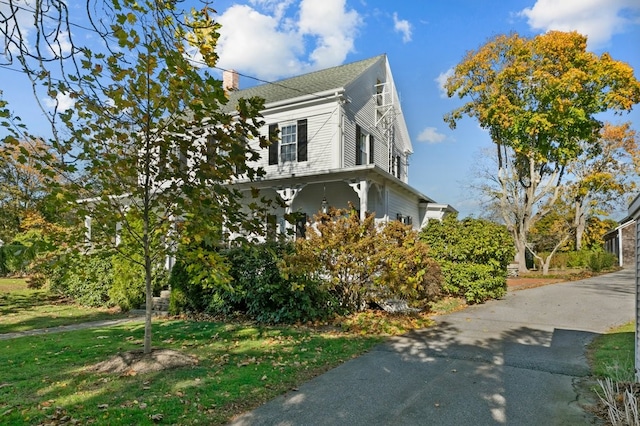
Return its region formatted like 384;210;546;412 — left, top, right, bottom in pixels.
588;251;618;272
168;241;335;323
48;253;114;307
420;215;514;303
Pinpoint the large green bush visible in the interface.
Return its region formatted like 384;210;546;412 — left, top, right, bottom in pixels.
0;246;7;276
282;209;443;312
107;214;170;310
224;241;336;323
168;259;216;315
109;254;168;311
169;241;335;323
420;215;514;304
587;251;618;272
48;253;115;307
108;254;146;311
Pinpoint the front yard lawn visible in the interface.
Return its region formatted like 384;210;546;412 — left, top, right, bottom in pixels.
0;319;382;425
0;282;132;334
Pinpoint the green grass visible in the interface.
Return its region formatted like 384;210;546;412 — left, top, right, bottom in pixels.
588;321;635;382
0;285;132;334
0;277;29;292
0;319;382;425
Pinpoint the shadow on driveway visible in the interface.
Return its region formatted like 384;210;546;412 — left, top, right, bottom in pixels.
230;270;634;425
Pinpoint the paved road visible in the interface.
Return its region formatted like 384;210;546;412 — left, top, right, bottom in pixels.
230;269;636;426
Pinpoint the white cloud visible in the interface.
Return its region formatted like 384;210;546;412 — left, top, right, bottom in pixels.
519;0;640;48
43;91;74;112
393;13;412;43
48;30;73;57
0;0;37;58
216;0;361;81
435;68;454;98
298;0;361;69
216;5;305;80
417;127;446;144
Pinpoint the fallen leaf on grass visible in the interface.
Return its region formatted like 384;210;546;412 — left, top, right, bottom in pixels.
237;357;256;367
150;413;163;422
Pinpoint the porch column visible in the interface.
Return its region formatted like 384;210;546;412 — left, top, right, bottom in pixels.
276;185;304;233
348;179;370;221
84;216;92;243
115;222;122;246
165;214;177;271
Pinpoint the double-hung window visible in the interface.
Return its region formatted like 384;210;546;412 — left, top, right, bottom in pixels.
355;124;374;166
280;123;297;162
268;119;308;165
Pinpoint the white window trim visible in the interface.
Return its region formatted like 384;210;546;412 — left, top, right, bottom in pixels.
280;122;297;163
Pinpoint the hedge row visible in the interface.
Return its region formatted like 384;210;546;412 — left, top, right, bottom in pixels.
41;215;517;323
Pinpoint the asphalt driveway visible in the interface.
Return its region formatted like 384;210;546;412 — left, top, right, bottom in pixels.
230;268;636;425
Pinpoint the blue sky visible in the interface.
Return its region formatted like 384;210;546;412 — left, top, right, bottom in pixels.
1;0;639;218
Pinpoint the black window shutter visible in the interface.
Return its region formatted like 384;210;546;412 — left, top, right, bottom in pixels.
297;119;307;162
268;124;278;165
206;135;216;166
356;124;362;165
369;135;374;164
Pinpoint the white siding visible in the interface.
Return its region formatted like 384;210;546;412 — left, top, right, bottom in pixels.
339;56;411;182
387;187;419;226
343;59;388;170
247;99;341;177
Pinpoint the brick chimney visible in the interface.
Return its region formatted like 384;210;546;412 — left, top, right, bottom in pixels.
223;69;239;93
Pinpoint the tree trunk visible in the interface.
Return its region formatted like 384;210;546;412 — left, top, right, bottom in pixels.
574;200;586;251
144;258;153;354
514;232;528;274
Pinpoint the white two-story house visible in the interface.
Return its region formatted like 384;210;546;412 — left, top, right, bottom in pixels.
224;54;455;238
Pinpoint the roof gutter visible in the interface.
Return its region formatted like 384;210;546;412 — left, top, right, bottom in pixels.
263;88;346;111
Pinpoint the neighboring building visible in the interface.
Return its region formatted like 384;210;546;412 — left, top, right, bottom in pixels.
626;194;640;382
224;54;455;238
603;217;635;269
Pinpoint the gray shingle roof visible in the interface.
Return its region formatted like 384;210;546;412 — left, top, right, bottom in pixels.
225;54;385;108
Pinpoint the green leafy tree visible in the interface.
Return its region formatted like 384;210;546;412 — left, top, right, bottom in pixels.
567;122;639;250
0;138;58;243
444;31;640;273
1;1;270;354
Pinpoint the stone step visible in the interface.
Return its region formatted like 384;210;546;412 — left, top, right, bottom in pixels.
137;290;171;315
